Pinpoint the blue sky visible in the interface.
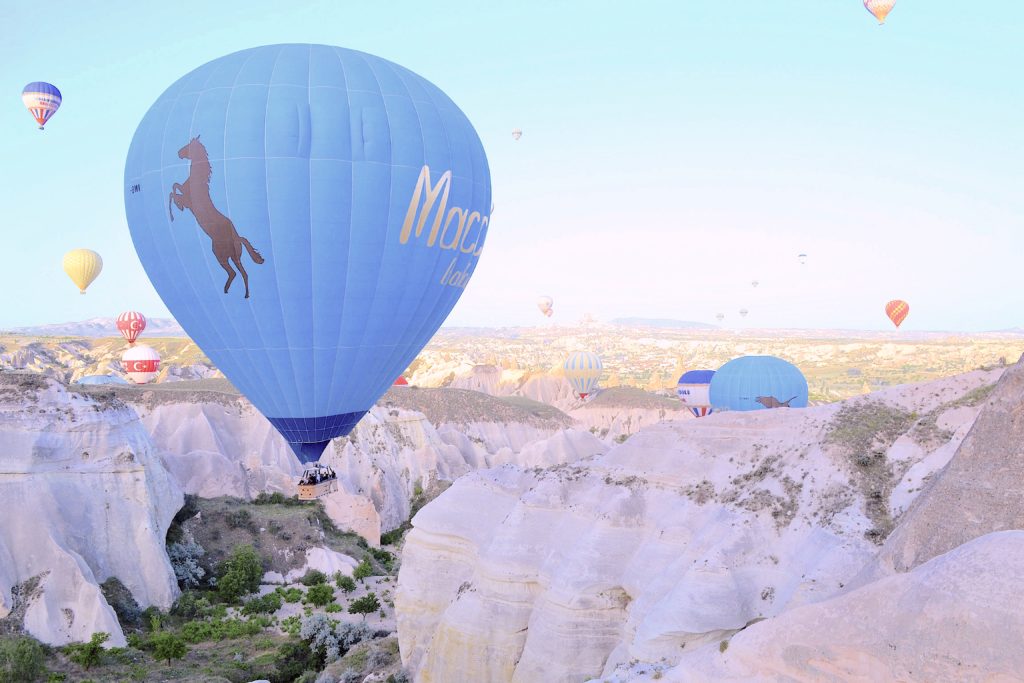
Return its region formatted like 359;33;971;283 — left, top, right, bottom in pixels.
1;1;1021;331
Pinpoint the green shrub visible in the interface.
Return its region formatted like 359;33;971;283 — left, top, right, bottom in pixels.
178;617;268;644
352;559;373;582
254;491;304;506
217;545;264;603
368;547;395;571
150;632;188;666
280;615;302;637
305;584;334;607
278;587;304;603
66;632;109;671
274;639;316;682
225;508;257;531
170;591;211;620
242;591;282;615
335;574;356;593
379;527;406;546
0;636;47;682
299;570;328;586
325;603;342;613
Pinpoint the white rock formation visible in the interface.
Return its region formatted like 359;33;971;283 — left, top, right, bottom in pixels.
396;368;1002;683
283;547;359;582
0;373;182;646
645;531;1024;682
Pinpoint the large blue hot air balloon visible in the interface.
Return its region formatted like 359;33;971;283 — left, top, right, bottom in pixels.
124;44;491;463
709;356;808;412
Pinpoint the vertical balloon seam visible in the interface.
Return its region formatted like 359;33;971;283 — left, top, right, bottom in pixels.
383;62;466;406
365;58;436;398
157;68;235;407
215;49;283;419
201;51;288;420
252;45;299;421
349;50;403;408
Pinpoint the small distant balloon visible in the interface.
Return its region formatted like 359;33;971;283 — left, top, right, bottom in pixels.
751;280;759;288
716;313;725;323
537;296;554;318
63;249;103;294
885;300;909;328
739;308;749;318
864;0;896;24
117;311;147;345
512;128;523;141
564;351;602;399
797;253;808;265
22;82;61;130
122;344;161;384
393;376;409;386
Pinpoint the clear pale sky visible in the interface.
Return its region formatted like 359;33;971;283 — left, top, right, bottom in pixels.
1;1;1021;331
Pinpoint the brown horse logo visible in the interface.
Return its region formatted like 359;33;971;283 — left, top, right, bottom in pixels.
169;136;265;298
755;395;798;409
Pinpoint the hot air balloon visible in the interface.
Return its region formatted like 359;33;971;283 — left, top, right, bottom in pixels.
124;44;491;465
751;280;759;288
537;296;554;318
739;308;749;318
512;128;523;141
564;351;602;399
393;376;409;386
885;300;909;328
797;253;807;265
709;356;808;412
716;313;725;323
116;311;147;345
63;249;103;294
121;344;161;384
864;0;896;24
677;370;714;417
22;82;61;130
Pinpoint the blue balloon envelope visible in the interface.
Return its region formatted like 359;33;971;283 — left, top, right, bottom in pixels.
709;356;808;411
124;44;491;462
676;369;714;417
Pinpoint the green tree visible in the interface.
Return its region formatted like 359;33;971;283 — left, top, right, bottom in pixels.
66;632;109;671
0;636;46;682
305;584;334;607
335;573;356;593
274;639;316;683
352;558;373;582
150;632;188;666
348;593;381;620
217;545;264;603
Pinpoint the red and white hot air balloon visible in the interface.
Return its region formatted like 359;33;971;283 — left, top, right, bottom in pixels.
122;344;160;384
116;311;147;345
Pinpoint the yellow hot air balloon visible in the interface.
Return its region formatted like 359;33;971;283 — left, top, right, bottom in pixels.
864;0;896;24
63;249;103;294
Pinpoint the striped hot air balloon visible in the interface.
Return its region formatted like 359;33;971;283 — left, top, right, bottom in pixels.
122;344;161;384
116;311;147;345
564;351;602;399
22;82;62;130
864;0;896;24
885;300;909;328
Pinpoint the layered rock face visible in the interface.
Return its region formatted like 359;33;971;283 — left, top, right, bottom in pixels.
124;382;600;544
0;373;182;646
396;368;1002;683
635;531;1024;682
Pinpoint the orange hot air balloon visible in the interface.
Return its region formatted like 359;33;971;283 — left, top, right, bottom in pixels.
864;0;896;24
885;300;909;328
